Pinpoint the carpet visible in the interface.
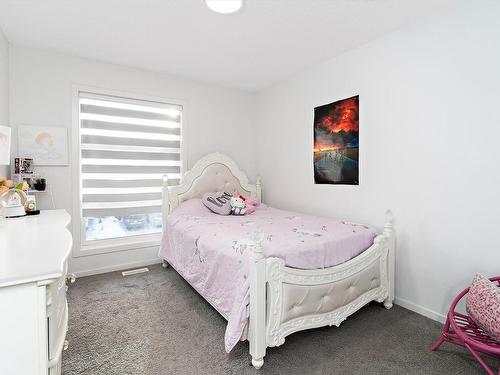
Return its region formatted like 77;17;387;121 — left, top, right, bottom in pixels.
62;264;494;374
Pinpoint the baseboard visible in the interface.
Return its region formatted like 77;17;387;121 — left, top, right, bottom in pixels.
72;259;447;325
395;296;446;324
73;258;161;278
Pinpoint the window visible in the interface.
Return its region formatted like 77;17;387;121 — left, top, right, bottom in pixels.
78;91;182;245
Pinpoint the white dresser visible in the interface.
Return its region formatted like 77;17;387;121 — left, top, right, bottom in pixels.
0;210;73;375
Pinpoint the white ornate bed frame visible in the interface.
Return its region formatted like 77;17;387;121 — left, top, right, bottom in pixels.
161;152;395;369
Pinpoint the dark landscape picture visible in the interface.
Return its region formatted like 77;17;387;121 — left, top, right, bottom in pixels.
313;95;359;184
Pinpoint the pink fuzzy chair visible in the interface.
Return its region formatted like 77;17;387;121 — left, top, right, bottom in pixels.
431;276;500;375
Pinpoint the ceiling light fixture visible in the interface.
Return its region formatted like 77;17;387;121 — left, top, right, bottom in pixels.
205;0;243;14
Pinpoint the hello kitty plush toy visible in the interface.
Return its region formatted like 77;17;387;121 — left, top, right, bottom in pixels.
233;192;259;214
230;196;247;215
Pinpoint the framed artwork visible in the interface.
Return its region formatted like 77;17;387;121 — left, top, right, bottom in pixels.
0;125;11;165
18;125;69;166
14;157;34;174
313;95;359;185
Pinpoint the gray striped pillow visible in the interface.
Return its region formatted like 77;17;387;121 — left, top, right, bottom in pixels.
202;191;233;215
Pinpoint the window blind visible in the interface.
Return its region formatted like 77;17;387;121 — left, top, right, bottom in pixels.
79;92;182;231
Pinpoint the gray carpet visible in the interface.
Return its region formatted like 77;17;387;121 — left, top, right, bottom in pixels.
62;264;496;375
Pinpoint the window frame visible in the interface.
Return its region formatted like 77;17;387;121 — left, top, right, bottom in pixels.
72;85;187;257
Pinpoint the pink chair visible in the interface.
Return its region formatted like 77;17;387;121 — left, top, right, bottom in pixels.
431;276;500;375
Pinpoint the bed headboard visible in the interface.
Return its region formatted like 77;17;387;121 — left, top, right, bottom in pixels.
162;152;261;215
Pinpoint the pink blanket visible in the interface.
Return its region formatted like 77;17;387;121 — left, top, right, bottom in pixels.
159;199;376;352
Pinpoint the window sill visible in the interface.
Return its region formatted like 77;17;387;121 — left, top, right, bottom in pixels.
74;233;162;257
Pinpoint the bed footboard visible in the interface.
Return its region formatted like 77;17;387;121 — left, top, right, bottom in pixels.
248;212;395;368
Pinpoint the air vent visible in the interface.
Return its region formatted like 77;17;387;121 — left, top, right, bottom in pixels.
122;267;149;276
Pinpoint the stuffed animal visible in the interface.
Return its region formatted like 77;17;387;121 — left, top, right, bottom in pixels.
234;192;260;214
0;178;28;212
0;177;14;195
230;196;247;215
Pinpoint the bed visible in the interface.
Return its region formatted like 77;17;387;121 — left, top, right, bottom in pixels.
159;152;395;369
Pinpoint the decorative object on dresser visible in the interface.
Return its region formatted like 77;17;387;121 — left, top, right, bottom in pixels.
25;194;40;215
33;178;47;191
12;174;47;191
0;180;29;218
18;125;69;166
0;176;12;195
160;152;395;369
14;157;34;174
0;210;74;375
431;275;500;375
10;174;55;210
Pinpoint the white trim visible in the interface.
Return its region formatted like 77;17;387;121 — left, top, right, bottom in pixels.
79;96;182;114
394;297;446;324
71;84;187;258
72;258;161;278
71;85;83;257
80;234;161;257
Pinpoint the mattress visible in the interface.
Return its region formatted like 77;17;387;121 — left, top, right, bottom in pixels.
159;199;377;352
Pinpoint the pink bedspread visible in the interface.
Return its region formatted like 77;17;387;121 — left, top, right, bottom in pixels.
159;199;376;352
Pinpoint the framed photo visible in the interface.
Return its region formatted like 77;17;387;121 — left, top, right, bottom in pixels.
14;157;34;174
313;95;359;185
18;125;69;166
0;125;11;165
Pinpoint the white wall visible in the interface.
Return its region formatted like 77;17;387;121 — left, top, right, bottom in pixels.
0;28;8;177
9;46;257;275
256;0;500;322
7;0;500;323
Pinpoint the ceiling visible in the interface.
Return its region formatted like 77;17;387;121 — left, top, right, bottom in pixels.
0;0;453;91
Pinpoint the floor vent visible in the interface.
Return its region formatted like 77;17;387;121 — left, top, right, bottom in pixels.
122;267;149;276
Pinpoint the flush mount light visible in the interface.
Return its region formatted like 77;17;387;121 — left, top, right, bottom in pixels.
205;0;243;14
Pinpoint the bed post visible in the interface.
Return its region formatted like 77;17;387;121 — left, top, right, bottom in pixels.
256;176;262;203
248;234;266;369
162;174;170;219
161;174;170;269
383;210;395;309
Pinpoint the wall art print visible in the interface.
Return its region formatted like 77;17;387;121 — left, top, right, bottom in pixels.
313;95;359;185
0;125;11;165
18;125;69;166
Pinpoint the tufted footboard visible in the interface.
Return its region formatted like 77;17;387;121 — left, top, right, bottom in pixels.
247;213;395;369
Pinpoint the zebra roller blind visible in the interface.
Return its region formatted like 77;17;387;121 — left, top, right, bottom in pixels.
79;91;182;242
